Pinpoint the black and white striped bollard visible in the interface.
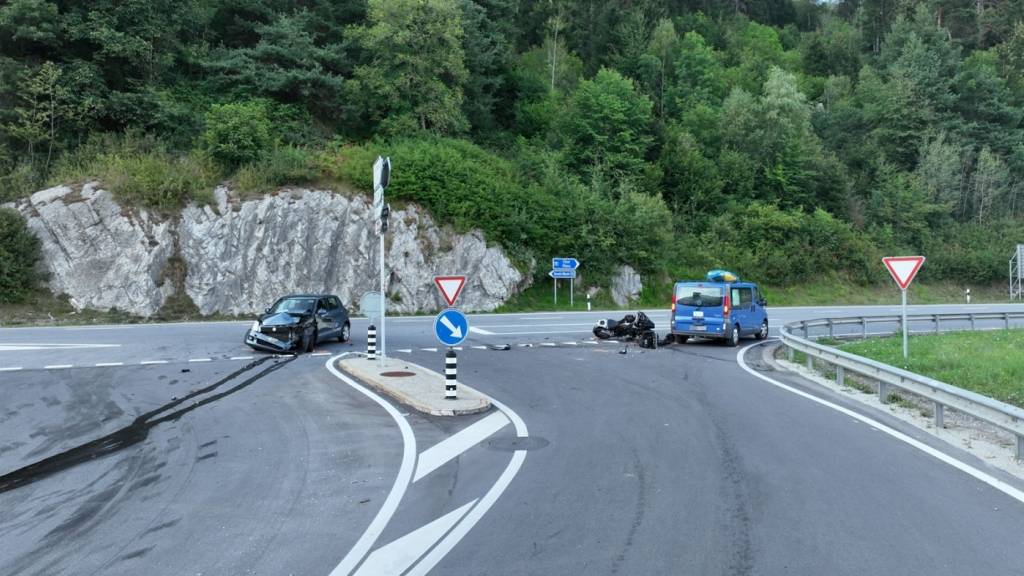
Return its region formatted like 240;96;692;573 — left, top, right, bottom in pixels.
445;349;457;400
367;325;377;360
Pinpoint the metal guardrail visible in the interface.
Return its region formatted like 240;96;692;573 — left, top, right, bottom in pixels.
780;311;1024;459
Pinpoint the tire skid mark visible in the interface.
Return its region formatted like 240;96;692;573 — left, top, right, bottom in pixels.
0;355;295;494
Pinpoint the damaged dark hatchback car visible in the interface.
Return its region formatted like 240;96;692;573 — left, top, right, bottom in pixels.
245;294;351;353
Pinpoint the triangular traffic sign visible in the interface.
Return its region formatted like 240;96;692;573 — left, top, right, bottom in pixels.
434;276;466;307
883;256;925;290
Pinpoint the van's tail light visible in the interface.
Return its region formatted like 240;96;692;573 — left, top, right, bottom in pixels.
723;293;731;317
671;293;676;314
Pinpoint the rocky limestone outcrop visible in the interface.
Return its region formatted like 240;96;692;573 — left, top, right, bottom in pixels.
7;184;526;317
180;187;525;315
610;264;643;306
7;184;174;316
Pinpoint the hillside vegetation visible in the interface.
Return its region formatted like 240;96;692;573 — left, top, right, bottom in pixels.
1;0;1023;301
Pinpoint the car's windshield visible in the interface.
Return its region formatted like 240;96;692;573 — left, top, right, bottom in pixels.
676;284;723;307
271;297;316;314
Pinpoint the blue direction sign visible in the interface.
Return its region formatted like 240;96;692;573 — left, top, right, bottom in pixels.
434;308;469;347
552;257;580;270
549;269;576;279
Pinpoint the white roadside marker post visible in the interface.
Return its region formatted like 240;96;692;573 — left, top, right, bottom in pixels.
367;325;377;360
445;349;457;399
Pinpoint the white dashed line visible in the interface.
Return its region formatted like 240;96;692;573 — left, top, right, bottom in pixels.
471;346;487;350
94;362;124;367
540;342;556;347
397;349;412;354
561;341;578;346
44;364;73;369
310;352;331;357
139;360;168;365
230;356;254;360
188;358;212;363
582;341;599;345
0;366;23;372
452;347;463;351
421;348;438;352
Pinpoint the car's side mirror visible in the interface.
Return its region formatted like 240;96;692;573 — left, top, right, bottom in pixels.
264;307;271;314
758;298;767;307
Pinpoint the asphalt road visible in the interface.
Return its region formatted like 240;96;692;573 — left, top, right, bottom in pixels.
3;302;1024;575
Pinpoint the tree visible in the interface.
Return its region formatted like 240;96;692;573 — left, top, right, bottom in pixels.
8;62;77;170
459;0;513;133
669;32;725;116
0;207;41;304
970;146;1010;223
352;0;468;135
0;0;60;55
201;100;274;167
562;68;653;187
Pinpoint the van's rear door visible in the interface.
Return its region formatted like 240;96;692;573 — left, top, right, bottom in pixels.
674;283;725;335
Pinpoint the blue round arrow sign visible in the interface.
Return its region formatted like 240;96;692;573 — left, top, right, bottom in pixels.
433;308;469;347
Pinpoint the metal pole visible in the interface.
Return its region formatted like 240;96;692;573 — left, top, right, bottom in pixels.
554;278;557;307
379;232;386;366
901;288;908;361
570;277;574;308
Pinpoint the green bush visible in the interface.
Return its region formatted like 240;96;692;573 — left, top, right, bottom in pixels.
235;145;318;195
680;202;879;285
326;137;674;277
0;208;42;304
201;101;275;168
52;133;218;211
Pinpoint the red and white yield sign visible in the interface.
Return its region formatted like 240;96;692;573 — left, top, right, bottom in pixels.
434;276;467;307
883;256;925;290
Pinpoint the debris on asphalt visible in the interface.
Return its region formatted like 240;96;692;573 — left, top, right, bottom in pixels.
489;344;511;351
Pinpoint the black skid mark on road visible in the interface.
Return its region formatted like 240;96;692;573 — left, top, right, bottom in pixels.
0;355;296;494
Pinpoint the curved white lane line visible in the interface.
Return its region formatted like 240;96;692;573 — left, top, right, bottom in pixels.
736;344;1024;505
326;354;418;576
406;392;530;575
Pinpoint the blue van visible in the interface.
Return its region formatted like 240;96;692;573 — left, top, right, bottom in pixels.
670;275;768;346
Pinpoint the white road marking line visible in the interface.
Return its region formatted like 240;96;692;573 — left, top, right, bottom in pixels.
562;341;578;346
44;364;73;369
517;343;530;347
397;349;412;354
230;355;254;360
540;342;556;347
468;326;494;335
736;345;1024;507
94;362;124;367
415;412;510;482
407;392;528;576
139;360;168;365
582;341;599;345
310;352;331;356
452;346;463;351
519;316;564;320
0;343;121;351
603;340;619;344
471;323;595;329
188;358;212;363
353;500;478;576
420;348;438;352
0;366;23;371
471;345;487;350
327;356;416;576
469;328;592;336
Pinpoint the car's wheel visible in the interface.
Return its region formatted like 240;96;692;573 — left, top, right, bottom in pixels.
755;320;768;340
677;335;689;344
339;322;351;343
726;325;740;347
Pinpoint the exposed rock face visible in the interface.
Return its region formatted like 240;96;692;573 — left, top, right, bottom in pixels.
180;188;525;315
610;264;642;306
8;184;174;316
9;184;526;317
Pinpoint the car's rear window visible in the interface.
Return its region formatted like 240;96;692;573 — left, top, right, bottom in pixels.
675;284;723;307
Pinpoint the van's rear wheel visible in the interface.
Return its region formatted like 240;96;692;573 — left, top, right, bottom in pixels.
726;325;740;347
755;320;768;340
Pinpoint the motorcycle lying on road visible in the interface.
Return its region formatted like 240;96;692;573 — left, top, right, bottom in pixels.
592;312;658;349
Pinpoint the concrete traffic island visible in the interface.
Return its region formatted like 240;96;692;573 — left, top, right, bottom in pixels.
338;356;491;416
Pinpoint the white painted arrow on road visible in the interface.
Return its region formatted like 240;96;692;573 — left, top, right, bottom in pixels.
439;315;463;339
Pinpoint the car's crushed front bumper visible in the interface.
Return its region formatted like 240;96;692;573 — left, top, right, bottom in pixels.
245;329;299;352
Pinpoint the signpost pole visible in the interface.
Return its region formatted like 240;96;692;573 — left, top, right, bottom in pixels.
570;277;574;308
379;233;385;367
554;278;557;307
901;288;908;360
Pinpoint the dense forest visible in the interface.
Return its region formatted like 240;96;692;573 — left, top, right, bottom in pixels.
1;0;1023;297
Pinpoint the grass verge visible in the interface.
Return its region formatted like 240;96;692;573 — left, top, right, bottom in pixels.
838;329;1024;408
